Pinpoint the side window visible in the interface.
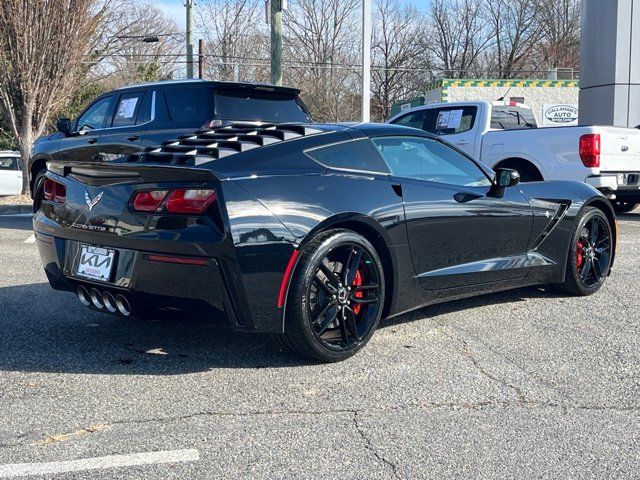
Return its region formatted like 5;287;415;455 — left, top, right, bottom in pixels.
0;157;18;170
305;139;390;174
423;106;477;135
76;96;113;131
490;106;537;130
391;110;428;129
112;91;146;127
372;136;491;187
164;86;213;122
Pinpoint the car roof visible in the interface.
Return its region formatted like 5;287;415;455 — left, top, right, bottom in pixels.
346;122;437;139
114;79;301;96
0;150;20;157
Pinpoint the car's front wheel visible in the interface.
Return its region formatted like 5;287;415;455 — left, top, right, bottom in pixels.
280;230;385;362
559;206;613;296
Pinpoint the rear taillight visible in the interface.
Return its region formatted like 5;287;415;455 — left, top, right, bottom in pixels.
166;189;218;214
43;178;66;203
579;133;601;168
132;190;168;212
131;188;217;215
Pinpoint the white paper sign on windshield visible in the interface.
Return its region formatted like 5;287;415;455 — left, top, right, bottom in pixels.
447;109;463;129
436;111;450;129
115;98;139;119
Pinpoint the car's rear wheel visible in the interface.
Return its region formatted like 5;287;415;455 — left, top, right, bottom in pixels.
559;206;613;296
612;200;638;214
280;230;385;362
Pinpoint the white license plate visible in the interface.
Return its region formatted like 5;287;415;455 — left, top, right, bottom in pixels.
76;245;116;282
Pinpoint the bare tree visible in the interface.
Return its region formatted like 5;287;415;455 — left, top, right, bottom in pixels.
285;0;361;121
371;0;427;121
484;0;542;78
0;0;105;193
533;0;580;71
86;1;182;87
426;0;491;78
196;0;269;82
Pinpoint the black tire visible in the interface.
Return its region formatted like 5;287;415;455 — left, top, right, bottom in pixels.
32;169;46;211
612;200;638;214
559;206;613;296
280;229;385;362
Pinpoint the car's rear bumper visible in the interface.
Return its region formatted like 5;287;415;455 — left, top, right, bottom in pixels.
586;172;640;195
35;231;241;326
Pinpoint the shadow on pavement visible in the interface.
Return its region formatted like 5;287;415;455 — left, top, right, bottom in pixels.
617;211;640;222
0;281;558;374
0;215;34;232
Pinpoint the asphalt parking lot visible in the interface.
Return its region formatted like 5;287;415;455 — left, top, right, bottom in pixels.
0;212;639;479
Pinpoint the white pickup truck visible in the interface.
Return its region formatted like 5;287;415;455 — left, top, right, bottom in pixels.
0;151;22;196
388;101;640;213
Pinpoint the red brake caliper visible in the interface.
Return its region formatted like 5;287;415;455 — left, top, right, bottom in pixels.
576;240;584;269
352;270;363;315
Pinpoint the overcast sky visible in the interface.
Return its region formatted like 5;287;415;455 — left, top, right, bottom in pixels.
156;0;428;31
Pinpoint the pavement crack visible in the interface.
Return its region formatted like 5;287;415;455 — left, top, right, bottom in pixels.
442;328;528;403
352;410;402;479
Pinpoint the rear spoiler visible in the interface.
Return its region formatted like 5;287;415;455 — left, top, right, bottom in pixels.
46;161;219;186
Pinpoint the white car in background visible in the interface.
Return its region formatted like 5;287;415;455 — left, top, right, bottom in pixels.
388;101;640;213
0;151;23;196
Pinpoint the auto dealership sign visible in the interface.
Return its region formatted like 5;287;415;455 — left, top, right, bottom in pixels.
542;104;579;127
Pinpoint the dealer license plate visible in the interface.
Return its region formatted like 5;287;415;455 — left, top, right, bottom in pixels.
76;245;116;282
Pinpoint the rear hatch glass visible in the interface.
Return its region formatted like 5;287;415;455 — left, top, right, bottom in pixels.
213;89;310;123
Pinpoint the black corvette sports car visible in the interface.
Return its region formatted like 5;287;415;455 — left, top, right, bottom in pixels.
34;122;616;362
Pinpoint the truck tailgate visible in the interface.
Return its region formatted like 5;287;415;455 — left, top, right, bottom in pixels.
599;127;640;172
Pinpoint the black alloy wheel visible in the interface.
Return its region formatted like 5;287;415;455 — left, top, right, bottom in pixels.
560;206;613;296
281;230;385;362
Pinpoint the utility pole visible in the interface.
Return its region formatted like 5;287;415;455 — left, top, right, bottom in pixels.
186;0;194;79
270;0;284;86
361;0;371;122
198;39;205;79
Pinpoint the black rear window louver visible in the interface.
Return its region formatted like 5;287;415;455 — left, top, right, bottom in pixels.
126;123;325;167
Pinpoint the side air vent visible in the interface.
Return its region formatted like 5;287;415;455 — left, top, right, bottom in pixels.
126;123;327;167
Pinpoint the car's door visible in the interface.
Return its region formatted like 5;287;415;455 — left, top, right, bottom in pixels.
372;135;533;291
53;95;114;163
0;156;22;195
98;90;151;161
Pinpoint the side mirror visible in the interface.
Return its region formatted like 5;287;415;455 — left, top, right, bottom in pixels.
495;168;520;188
56;118;72;136
490;168;520;198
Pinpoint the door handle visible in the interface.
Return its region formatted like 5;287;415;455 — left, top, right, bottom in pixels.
88;138;98;144
456;140;469;146
127;135;140;142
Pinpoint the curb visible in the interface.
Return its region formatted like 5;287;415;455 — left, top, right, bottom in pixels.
0;204;33;215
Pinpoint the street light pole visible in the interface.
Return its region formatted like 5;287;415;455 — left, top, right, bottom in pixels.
361;0;371;122
186;0;194;79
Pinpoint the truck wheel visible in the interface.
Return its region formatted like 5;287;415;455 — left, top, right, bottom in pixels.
280;230;385;362
494;159;543;183
612;201;638;214
558;207;613;296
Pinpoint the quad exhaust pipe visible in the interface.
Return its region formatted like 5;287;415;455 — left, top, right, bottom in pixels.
76;286;131;316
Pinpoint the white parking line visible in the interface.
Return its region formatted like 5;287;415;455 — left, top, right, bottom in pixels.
0;449;200;478
23;234;35;244
0;213;32;218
